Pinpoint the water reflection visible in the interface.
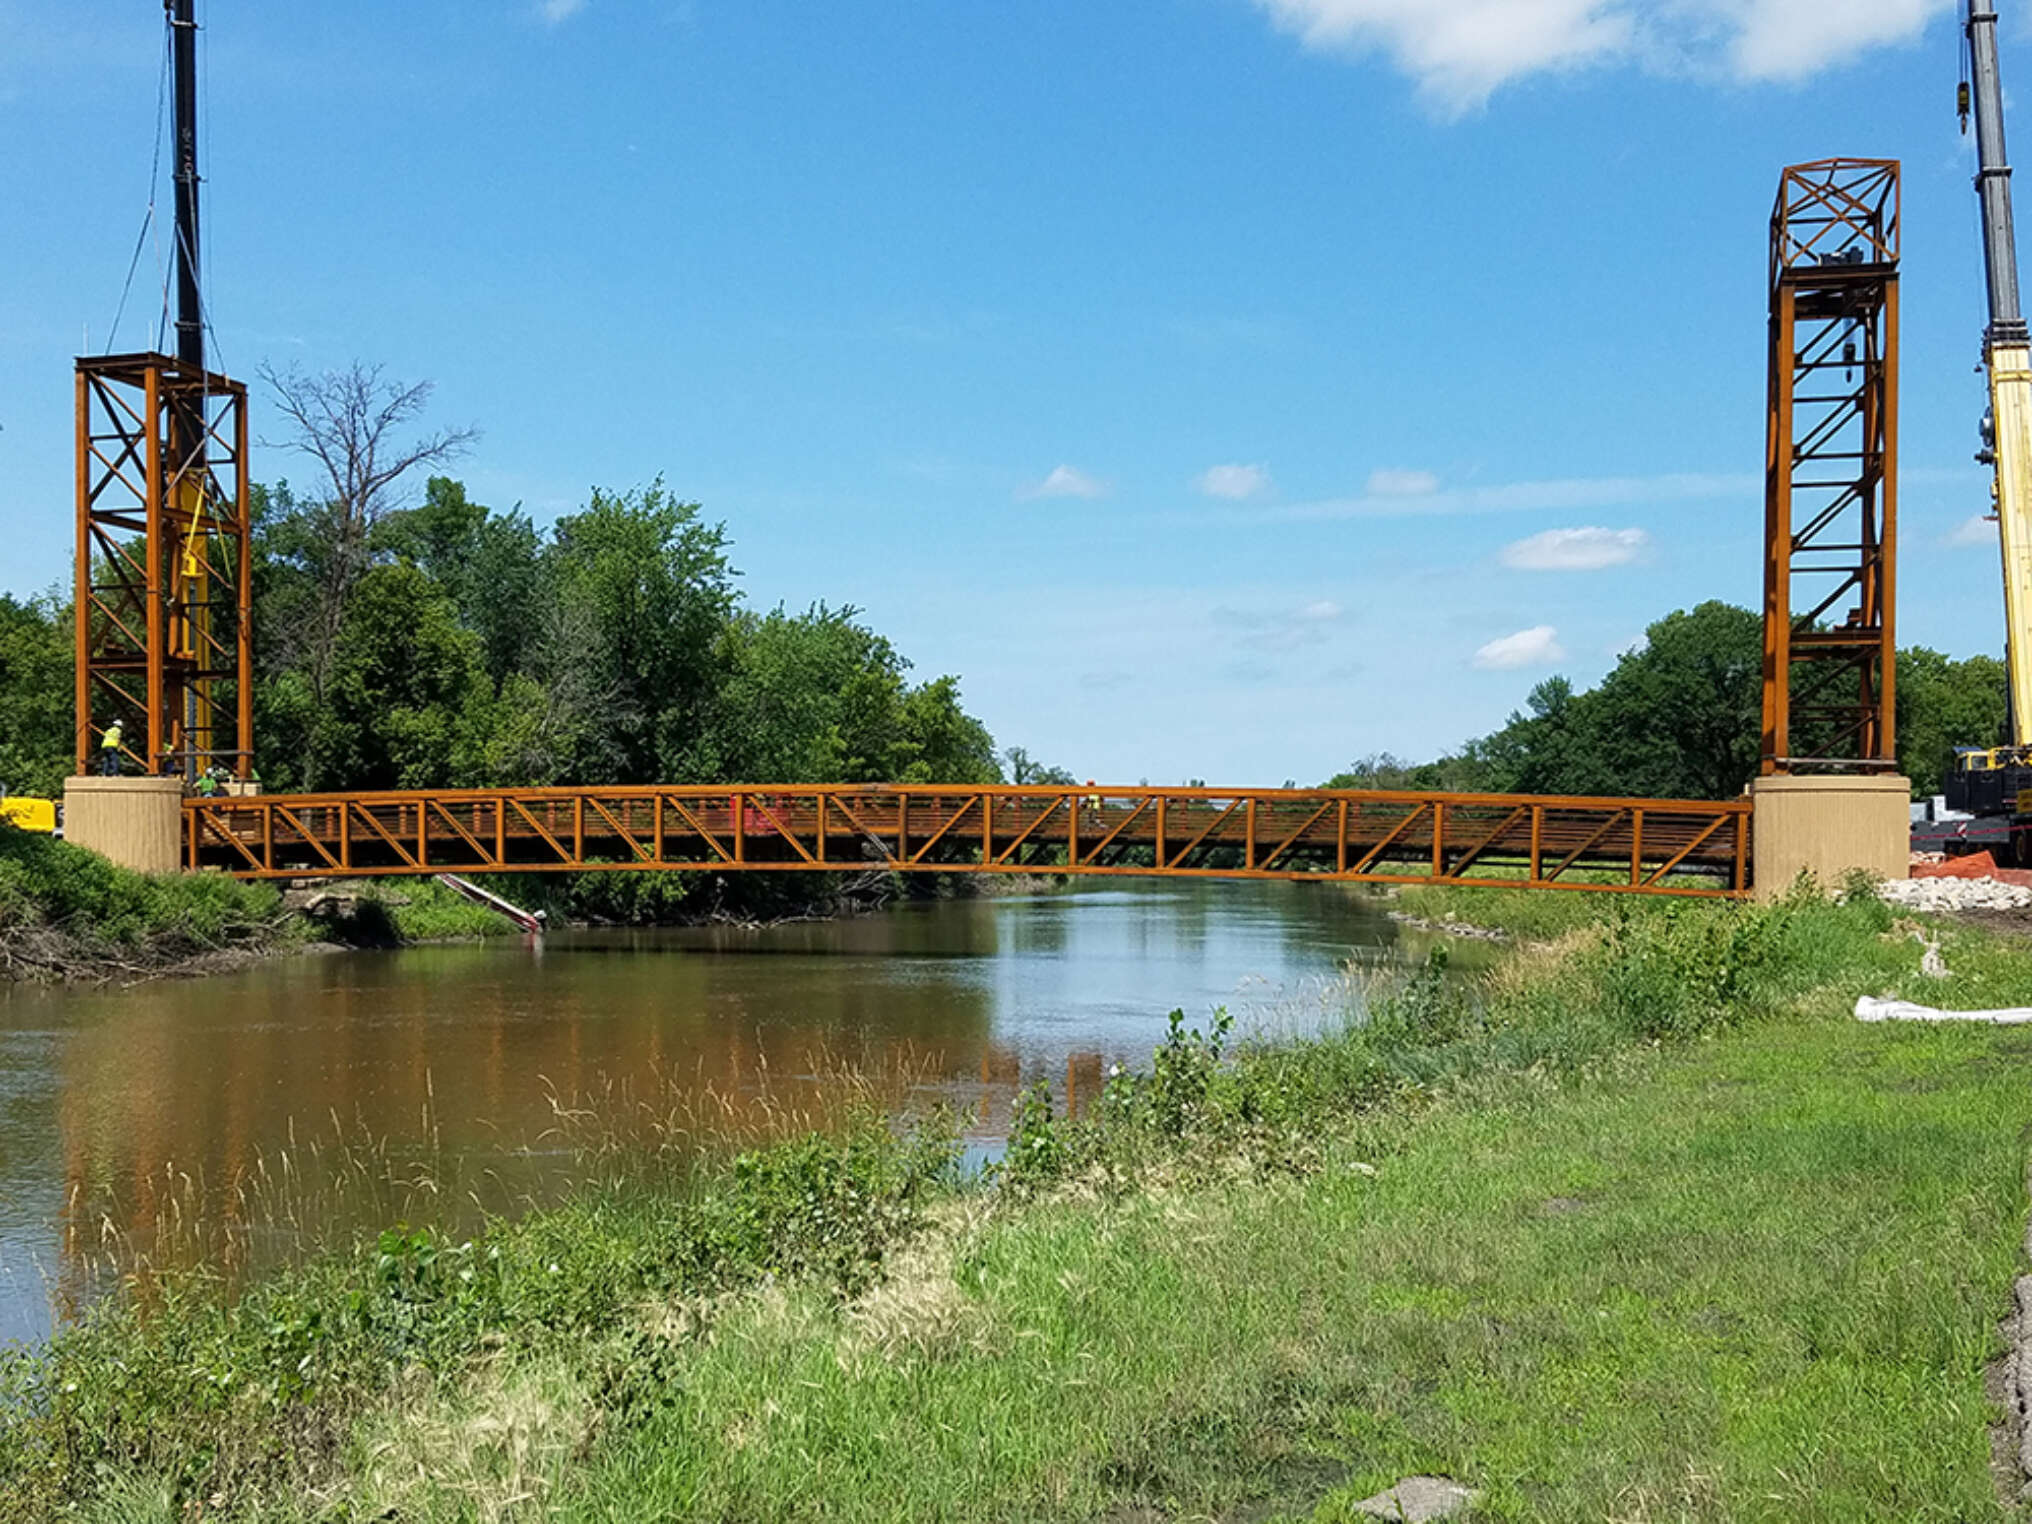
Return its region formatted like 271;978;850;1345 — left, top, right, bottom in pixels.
0;881;1483;1345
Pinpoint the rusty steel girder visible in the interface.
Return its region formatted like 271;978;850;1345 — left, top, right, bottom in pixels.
185;784;1753;897
75;353;253;780
1762;160;1900;774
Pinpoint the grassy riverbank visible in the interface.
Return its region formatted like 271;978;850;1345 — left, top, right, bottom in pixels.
7;884;2032;1519
0;828;522;981
0;826;297;981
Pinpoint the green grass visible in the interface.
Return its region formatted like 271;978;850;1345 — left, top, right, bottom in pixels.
1394;867;1707;943
12;886;2032;1520
540;1013;2030;1523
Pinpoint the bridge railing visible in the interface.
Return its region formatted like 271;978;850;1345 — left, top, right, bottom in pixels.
184;784;1752;897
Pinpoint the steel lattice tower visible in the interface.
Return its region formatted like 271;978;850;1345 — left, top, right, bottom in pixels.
1761;159;1901;774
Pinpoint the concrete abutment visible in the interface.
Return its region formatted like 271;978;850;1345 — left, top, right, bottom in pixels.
1747;773;1910;902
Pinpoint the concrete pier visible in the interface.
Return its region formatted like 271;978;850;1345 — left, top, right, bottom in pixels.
1747;773;1910;901
61;775;185;875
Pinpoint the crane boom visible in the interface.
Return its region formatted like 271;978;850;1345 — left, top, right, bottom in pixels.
1968;3;2032;745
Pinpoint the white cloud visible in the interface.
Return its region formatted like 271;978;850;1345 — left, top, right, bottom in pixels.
1473;624;1566;670
1019;464;1108;501
1298;599;1342;621
1726;0;1945;82
1948;513;2000;547
1196;463;1273;500
1250;0;1950;113
1500;525;1649;571
539;0;587;20
1365;467;1440;498
1263;469;1754;522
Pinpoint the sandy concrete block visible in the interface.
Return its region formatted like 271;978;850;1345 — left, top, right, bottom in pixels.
62;775;185;875
1748;774;1910;902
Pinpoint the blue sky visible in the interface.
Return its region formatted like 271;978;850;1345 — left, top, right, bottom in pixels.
0;0;2019;785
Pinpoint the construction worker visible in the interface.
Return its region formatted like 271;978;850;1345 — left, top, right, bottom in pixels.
98;720;123;776
195;769;219;798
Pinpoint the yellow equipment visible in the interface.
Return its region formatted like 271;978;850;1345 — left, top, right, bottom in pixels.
0;796;57;833
1968;2;2032;735
1939;6;2032;850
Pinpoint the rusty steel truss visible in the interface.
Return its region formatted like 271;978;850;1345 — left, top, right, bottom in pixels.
75;353;253;779
184;784;1752;897
1762;159;1900;773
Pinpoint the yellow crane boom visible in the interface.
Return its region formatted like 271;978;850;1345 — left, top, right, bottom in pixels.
1968;3;2032;744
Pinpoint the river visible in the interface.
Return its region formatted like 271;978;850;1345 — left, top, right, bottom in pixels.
0;880;1485;1347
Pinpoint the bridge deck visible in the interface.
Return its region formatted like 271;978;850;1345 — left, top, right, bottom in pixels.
185;785;1752;897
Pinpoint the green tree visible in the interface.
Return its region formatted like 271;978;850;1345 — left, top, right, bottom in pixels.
1897;647;2008;797
711;605;999;784
1364;603;1763;802
378;477;543;682
1568;602;1762;799
1003;746;1076;786
0;593;72;797
896;675;1000;784
304;565;487;790
539;481;735;784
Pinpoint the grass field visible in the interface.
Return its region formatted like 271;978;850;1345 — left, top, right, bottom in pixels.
8;882;2032;1520
523;1011;2028;1523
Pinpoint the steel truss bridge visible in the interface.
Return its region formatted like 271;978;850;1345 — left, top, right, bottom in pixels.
184;784;1752;898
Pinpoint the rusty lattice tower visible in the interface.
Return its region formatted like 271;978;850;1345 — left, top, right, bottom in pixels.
74;0;253;781
1760;159;1901;774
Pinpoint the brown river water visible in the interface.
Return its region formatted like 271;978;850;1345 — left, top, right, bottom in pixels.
0;880;1486;1346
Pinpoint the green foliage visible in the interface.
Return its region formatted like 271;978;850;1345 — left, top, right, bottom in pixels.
311;877;518;945
1003;745;1077;786
713;604;999;785
0;827;288;976
536;480;737;784
1479;601;1763;799
1897;645;2008;796
1338;604;2011;804
1323;750;1492;792
239;475;1005;858
1587;901;1793;1041
303;563;487;790
0;591;71;799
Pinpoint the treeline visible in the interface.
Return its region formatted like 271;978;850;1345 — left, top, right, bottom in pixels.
1327;600;2006;802
251;476;1001;795
0;477;1005;803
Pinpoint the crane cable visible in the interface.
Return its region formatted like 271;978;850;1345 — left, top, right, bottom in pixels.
106;25;171;352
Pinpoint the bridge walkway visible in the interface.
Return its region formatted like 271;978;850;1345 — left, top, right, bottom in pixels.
184;784;1752;897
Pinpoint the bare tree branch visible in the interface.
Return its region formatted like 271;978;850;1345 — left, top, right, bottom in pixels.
257;360;480;694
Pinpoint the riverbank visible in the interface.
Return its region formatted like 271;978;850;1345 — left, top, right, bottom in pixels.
0;828;518;982
0;824;1063;984
7;881;2032;1519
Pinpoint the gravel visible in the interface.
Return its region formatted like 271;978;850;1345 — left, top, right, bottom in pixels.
1880;877;2032;913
